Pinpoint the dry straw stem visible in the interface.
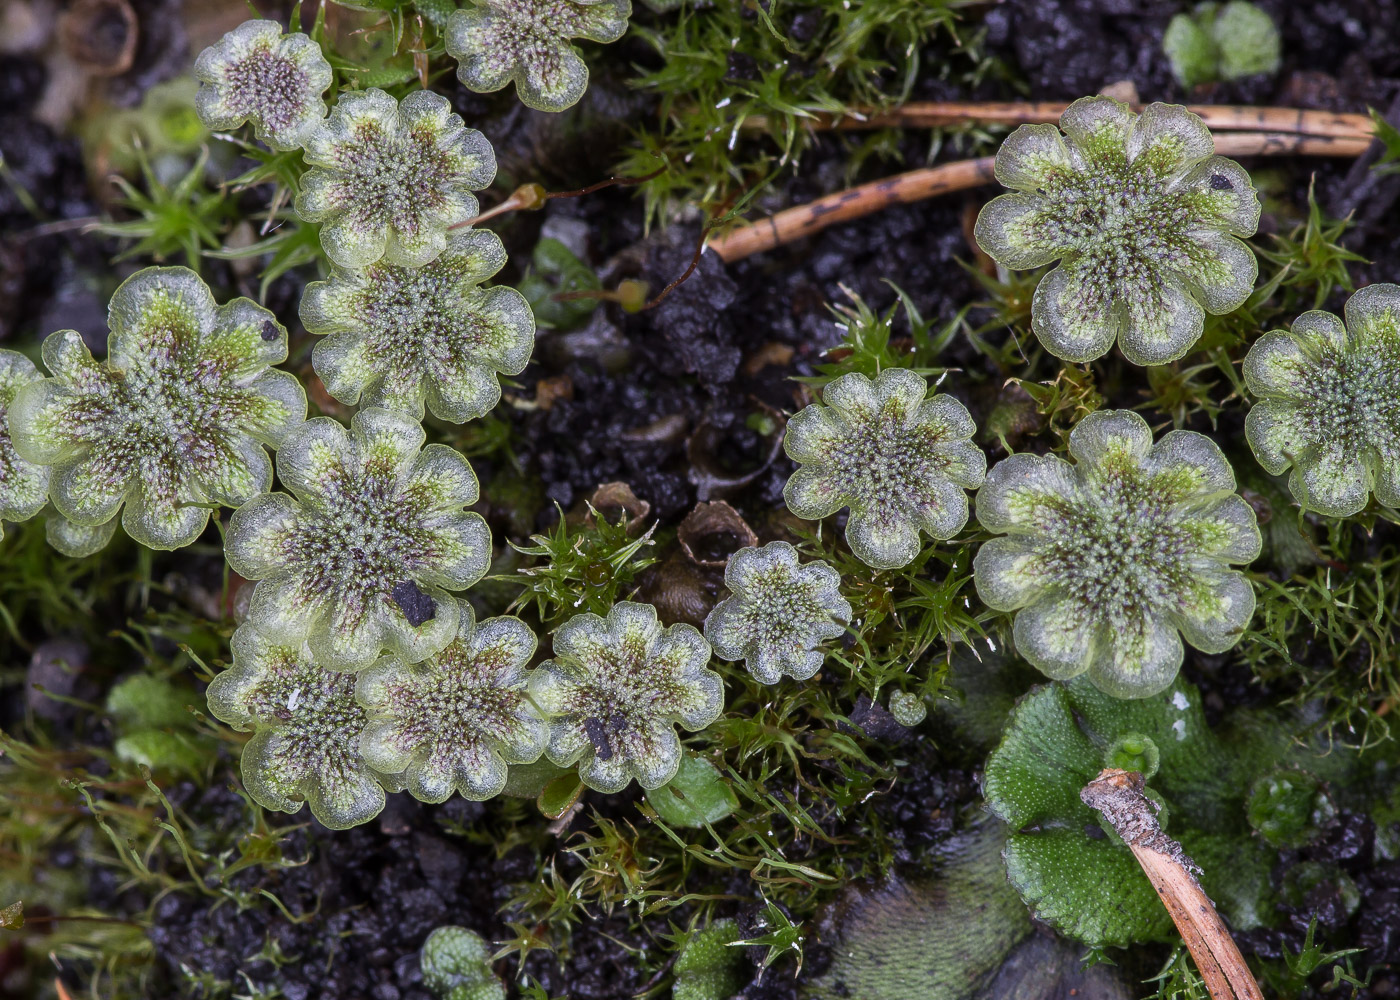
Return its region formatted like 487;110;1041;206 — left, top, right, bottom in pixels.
746;102;1373;140
709;132;1371;263
1081;768;1264;1000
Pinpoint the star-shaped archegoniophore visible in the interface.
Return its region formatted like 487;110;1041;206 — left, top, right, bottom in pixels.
8;267;307;551
446;0;632;113
0;350;50;543
703;541;851;684
783;367;987;571
529;601;723;793
974;409;1262;699
1243;283;1400;517
300;229;535;423
974;97;1261;366
207;624;386;830
193;19;332;151
356;603;548;802
225;408;492;672
295;88;497;269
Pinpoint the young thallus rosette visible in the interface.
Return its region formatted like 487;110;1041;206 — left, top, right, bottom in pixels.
299;229;535;424
975;97;1261;366
1242;283;1400;517
783;367;986;571
0;350;50;543
356;603;549;803
529;601;723;793
225;408;492;672
446;0;633;113
207;625;386;830
974;409;1262;698
294;88;497;269
8;267;306;552
703;541;851;684
193;19;332;151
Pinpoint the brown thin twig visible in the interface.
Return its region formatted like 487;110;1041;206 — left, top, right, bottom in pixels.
710;157;995;263
640;225;712;311
446;167;667;232
708;131;1373;263
546;164;667;200
545;225;710;312
1081;769;1264;1000
745;102;1373;140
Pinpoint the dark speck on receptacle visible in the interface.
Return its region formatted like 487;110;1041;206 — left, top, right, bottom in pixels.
583;717;613;760
391;580;436;627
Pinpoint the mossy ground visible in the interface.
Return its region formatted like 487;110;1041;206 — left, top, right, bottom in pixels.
3;1;1400;998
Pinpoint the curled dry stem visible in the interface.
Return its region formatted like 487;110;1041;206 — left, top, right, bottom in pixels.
1081;768;1264;1000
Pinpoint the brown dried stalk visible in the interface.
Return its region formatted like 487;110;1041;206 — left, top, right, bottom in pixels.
745;102;1373;140
710;157;995;263
1081;769;1264;1000
708;131;1372;263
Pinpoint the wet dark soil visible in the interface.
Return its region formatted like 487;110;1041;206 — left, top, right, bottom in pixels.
5;0;1400;998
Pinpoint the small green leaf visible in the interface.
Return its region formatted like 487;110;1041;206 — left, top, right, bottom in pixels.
1247;769;1335;848
887;690;927;727
502;759;573;799
114;730;207;778
107;675;200;731
1103;732;1161;779
672;919;744;1000
537;771;584;819
1371;107;1400;176
1162;12;1216;89
421;925;506;1000
1164;2;1280;87
516;238;602;331
1;901;23;930
645;756;738;828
